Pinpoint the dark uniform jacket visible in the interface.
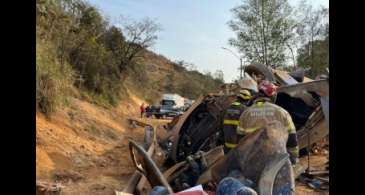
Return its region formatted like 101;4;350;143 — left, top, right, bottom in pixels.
222;99;247;151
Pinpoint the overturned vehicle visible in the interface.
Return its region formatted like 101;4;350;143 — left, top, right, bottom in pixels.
120;64;329;195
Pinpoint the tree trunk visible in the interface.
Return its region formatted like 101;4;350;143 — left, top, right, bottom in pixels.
287;44;295;67
261;0;268;66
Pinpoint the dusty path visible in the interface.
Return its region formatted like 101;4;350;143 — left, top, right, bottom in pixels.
60;117;170;195
36;97;171;195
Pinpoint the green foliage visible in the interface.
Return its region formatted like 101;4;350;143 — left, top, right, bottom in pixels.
164;66;223;100
229;0;296;66
295;3;328;78
36;40;75;116
36;0;160;109
213;70;225;83
297;36;328;78
67;30;121;102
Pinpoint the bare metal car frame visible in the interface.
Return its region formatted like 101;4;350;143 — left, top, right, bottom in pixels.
121;64;329;195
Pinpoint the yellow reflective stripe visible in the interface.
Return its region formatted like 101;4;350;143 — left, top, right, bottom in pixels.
256;102;264;107
241;94;251;98
244;127;260;133
225;142;237;148
283;111;296;133
223;119;239;125
288;146;299;157
236;126;245;135
287;121;296;133
237;126;259;134
287;126;295;133
239;94;251;100
232;102;241;106
288;146;299;153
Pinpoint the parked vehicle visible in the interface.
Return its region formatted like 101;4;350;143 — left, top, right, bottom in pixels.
147;94;188;118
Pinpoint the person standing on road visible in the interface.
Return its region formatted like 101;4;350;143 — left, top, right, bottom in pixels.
140;103;145;118
222;77;258;153
237;80;299;165
145;105;149;118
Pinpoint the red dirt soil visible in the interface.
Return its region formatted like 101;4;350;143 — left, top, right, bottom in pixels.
36;95;170;195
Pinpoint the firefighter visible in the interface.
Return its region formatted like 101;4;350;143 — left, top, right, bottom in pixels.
222;77;258;153
237;80;299;165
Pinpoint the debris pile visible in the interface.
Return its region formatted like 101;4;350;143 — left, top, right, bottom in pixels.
36;181;63;195
312;137;329;155
296;138;329;193
118;64;330;194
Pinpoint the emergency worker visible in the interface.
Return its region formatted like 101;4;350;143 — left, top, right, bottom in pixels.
237;80;299;164
222;77;258;153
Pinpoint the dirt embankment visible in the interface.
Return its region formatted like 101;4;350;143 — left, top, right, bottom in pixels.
36;91;169;194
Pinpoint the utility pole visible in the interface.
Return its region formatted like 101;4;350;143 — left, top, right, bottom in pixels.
222;47;244;79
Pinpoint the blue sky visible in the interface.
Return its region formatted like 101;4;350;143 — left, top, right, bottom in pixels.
88;0;329;82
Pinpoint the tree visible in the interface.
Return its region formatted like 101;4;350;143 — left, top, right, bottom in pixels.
175;60;197;71
297;36;328;78
116;17;161;73
296;2;328;73
36;0;163;107
214;70;225;83
203;70;213;79
229;0;296;67
103;26;126;56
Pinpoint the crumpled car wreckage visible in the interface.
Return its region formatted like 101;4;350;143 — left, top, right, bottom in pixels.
119;64;329;195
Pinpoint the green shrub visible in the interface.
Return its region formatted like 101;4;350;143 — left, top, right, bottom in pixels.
36;41;75;116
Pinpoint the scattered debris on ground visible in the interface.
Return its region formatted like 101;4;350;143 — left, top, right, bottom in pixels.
296;138;329;195
36;180;63;195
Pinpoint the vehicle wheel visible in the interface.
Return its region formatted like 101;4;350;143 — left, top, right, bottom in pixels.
245;63;276;82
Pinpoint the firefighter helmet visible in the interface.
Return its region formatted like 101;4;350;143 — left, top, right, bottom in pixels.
238;89;252;100
258;80;277;97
